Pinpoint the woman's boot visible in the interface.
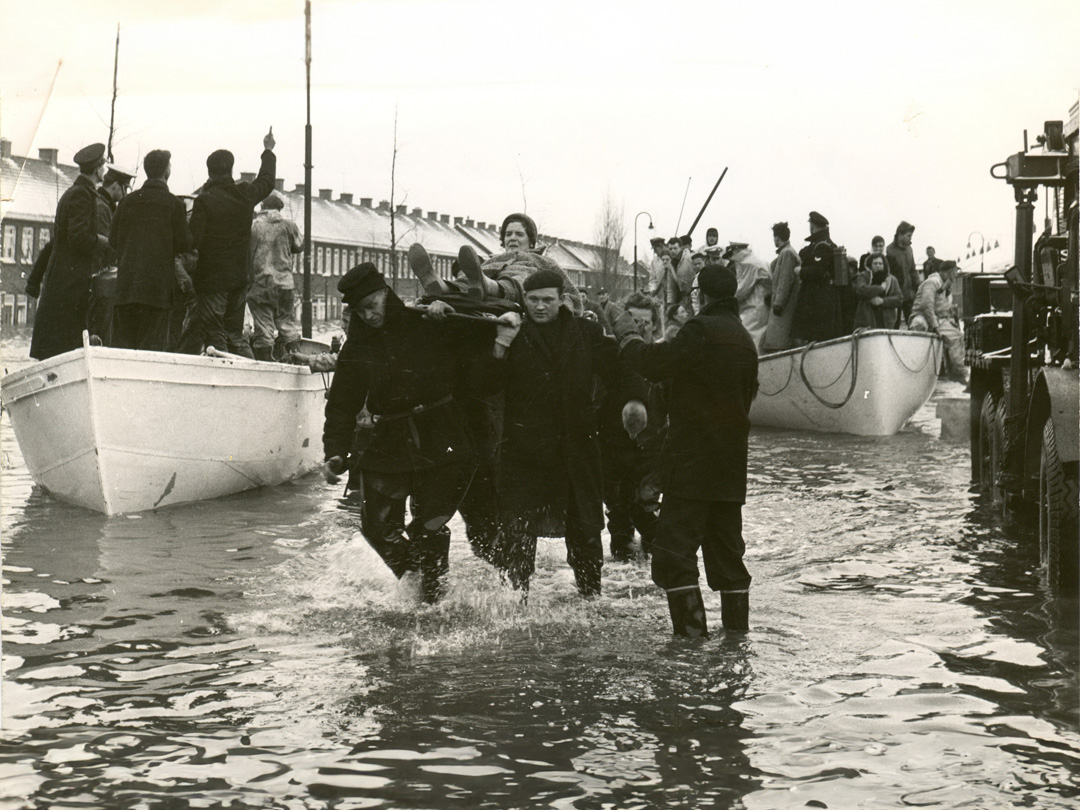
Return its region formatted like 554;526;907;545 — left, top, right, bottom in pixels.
666;586;708;638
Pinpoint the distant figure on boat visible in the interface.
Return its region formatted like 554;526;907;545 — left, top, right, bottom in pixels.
922;245;941;280
110;150;193;352
908;259;966;383
852;253;902;330
177;128;276;358
762;221;801;353
791;211;842;345
248;194;303;362
29;142;111;361
407;212;583;315
726;242;772;353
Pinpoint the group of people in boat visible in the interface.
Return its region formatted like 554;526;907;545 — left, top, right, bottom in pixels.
645;214;966;382
323;213;758;638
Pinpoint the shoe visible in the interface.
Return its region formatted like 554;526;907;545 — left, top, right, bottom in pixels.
666;586;708;638
457;245;489;300
720;590;749;633
253;346;274;362
408;243;447;296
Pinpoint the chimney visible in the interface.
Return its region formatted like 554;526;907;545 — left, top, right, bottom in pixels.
319;188;333;200
0;138;11;160
339;192;353;204
360;197;373;208
274;178;284;191
477;221;486;229
378;200;390;212
240;171;256;183
454;216;463;226
411;207;423;218
396;204;407;215
465;218;475;227
293;183;307;194
427;211;439;221
440;214;450;224
38;148;58;166
489;223;498;232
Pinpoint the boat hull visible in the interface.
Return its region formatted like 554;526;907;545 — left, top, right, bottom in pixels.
1;340;328;515
749;329;942;436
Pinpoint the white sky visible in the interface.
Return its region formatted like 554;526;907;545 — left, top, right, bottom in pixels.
2;0;1078;267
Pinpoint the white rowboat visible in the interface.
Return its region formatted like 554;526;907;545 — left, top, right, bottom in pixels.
1;333;329;515
750;329;943;436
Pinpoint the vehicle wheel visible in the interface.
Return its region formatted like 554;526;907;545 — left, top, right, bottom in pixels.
1038;418;1079;594
976;393;998;496
992;396;1009;504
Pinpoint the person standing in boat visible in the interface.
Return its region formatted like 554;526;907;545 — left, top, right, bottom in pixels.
29;143;111;361
908;259;966;383
247;194;303;361
177;128;276;357
726;241;772;353
612;264;758;638
86;164;136;346
762;222;801;352
791;211;842;345
322;263;499;604
109;150;194;352
886;221;919;327
852;253;902;330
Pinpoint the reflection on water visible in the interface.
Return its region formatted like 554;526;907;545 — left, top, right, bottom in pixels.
2;351;1078;809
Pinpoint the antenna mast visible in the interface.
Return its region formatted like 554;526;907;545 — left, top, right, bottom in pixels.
107;23;119;163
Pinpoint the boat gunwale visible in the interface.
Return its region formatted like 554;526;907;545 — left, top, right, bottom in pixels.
759;329;941;363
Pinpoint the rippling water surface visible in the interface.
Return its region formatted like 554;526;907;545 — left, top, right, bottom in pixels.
2;336;1077;809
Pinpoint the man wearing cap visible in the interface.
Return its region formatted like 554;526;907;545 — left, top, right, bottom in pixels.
30;142;111;360
177;128;276;357
85;164;137;345
247;194;303;361
791;211;842;344
322;263;502;604
109;149;193;351
485;267;647;598
726;242;772;353
612;264;758;638
887;221;919;326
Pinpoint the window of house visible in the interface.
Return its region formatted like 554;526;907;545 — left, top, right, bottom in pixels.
20;227;35;263
38;227;50;250
2;225;15;262
317;247;325;275
334;249;341;276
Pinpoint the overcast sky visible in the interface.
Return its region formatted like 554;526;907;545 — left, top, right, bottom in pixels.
2;0;1077;268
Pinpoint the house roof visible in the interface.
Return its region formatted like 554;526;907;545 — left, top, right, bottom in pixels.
1;156;80;224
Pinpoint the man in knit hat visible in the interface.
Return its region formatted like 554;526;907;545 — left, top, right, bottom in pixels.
30;142;111;360
612;263;758;638
322;263;511;604
484;267;648;598
247;193;303;361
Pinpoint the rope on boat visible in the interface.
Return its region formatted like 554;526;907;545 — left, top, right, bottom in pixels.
886;332;938;373
756;352;795;397
797;332;860;410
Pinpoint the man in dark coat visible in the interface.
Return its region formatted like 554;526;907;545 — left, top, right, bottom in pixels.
87;164;136;346
488;268;647;598
614;264;759;638
110;150;194;351
887;220;919;326
322;263;498;603
791;211;842;344
30;143;111;360
177;128;276;357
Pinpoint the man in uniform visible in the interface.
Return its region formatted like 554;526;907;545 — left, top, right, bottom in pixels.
613;264;758;638
30;143;111;360
178;128;276;357
791;211;842;344
86;164;137;345
248;194;303;361
110;150;193;351
322;263;497;603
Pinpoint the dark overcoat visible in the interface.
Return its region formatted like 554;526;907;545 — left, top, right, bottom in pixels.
111;179;193;310
30;175;108;360
619;299;758;503
497;309;638;534
792;228;842;343
322;292;490;475
188;150;275;294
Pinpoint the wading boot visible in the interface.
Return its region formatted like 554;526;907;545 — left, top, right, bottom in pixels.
609;535;635;563
720;590;749;633
458;245;500;300
253;346;274;362
408;243;449;296
573;563;602;599
418;527;452;604
666;586;708;638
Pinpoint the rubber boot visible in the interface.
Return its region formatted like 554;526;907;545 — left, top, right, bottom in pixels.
408;243;449;296
720;590;749;633
666;586;708;638
609;535;634;563
458;245;500;300
253;345;274;362
418;527;451;604
574;562;602;598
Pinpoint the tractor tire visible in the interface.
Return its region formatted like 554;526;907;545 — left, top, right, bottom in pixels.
1038;418;1079;595
977;393;999;497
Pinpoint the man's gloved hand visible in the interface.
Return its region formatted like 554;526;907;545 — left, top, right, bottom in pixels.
622;399;648;439
308;352;337;373
423;300;455;320
323;455;348;484
174;257;194;296
494;311;521;348
612;310;642;344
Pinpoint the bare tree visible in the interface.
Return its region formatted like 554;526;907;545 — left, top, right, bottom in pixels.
389;105;399;278
593;192;626;295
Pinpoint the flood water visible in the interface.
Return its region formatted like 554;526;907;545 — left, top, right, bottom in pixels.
2;335;1078;809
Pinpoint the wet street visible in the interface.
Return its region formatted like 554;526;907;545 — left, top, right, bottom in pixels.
1;341;1078;809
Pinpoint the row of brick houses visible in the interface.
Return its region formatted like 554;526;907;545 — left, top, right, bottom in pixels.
0;139;636;330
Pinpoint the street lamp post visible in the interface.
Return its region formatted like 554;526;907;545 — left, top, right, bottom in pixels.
967;231;986;273
634;210;654;292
